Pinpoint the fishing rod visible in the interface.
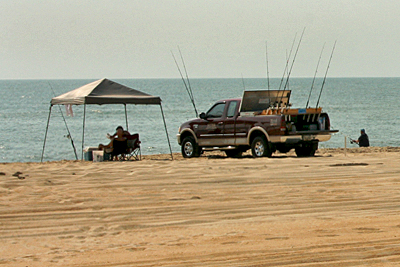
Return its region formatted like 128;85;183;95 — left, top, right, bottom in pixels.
273;34;297;108
305;43;325;108
278;27;306;106
286;49;290;90
48;83;78;160
277;33;297;92
349;137;357;144
178;46;194;100
171;50;198;117
178;46;198;116
316;40;337;109
265;41;270;91
241;73;246;90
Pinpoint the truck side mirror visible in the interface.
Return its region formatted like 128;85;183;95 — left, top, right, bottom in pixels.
199;112;206;120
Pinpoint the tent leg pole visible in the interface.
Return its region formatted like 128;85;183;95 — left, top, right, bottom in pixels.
160;104;173;160
124;104;129;131
41;105;53;163
81;104;86;160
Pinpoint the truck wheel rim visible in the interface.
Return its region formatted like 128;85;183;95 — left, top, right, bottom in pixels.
254;142;264;156
184;142;193;156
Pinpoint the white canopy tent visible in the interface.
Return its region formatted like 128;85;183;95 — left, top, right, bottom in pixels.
41;78;173;161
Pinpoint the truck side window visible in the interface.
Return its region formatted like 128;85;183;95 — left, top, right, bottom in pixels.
227;101;238;118
207;103;226;118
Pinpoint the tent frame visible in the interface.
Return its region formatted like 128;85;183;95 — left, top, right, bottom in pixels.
41;103;173;162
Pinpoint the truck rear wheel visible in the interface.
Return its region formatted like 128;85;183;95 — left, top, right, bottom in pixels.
295;141;318;157
181;136;200;158
251;136;271;158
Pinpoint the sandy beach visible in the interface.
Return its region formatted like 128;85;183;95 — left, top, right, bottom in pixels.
1;147;400;266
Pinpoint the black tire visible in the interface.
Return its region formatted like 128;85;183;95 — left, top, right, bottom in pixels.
225;149;243;158
251;136;271;158
295;141;318;157
181;136;200;158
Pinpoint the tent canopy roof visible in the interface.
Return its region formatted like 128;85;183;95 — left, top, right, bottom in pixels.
51;78;161;105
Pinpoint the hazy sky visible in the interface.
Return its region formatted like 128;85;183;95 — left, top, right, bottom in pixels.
1;0;399;79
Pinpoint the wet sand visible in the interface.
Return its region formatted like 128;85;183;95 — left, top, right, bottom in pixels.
1;147;400;266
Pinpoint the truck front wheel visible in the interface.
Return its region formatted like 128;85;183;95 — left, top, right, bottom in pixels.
181;136;200;158
251;136;271;158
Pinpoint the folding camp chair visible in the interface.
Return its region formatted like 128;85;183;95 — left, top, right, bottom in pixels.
125;133;141;160
103;139;128;161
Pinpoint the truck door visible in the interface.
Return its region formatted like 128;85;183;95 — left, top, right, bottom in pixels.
233;115;250;146
196;102;227;146
223;100;240;145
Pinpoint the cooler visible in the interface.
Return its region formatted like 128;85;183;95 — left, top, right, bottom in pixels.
83;147;99;161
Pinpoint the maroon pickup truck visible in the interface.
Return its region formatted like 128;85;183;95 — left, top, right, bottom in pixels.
177;90;338;158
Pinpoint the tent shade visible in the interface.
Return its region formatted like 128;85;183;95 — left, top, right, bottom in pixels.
51;78;161;105
42;78;173;162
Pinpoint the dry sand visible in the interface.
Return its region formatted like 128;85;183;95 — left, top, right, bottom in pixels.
1;147;400;266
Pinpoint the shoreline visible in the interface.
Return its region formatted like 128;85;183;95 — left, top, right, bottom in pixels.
2;146;400;165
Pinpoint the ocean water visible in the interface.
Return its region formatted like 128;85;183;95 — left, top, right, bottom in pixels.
1;77;399;162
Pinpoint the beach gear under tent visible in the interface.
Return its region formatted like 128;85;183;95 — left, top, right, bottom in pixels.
41;78;173;162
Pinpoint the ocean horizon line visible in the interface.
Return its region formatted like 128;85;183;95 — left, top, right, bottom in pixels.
1;76;400;81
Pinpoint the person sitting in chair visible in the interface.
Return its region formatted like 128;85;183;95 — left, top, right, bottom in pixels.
99;126;128;160
107;126;130;139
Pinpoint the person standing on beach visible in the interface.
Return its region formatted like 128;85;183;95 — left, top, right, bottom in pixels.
354;129;370;147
